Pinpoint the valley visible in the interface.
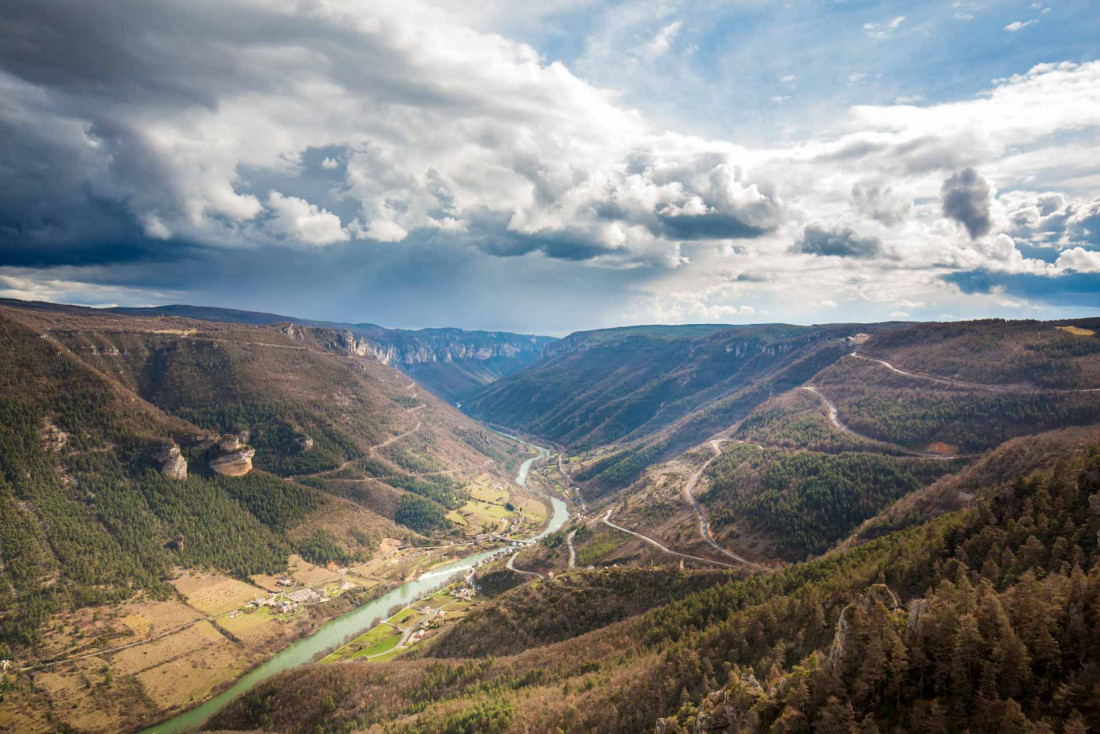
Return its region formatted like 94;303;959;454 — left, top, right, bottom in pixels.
3;304;1100;733
0;300;560;732
203;314;1100;734
4;5;1098;732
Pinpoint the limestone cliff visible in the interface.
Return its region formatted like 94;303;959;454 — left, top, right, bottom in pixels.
152;442;188;480
210;447;255;477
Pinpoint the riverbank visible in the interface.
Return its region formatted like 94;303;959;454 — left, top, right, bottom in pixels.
138;447;567;734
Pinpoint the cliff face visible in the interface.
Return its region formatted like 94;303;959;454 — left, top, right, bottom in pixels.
152;442;188;480
328;328;552;368
210;447;255;476
310;326;556;403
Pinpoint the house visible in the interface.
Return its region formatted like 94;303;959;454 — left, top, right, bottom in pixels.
287;588;323;604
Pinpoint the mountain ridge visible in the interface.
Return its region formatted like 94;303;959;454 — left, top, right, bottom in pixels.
0;299;558;403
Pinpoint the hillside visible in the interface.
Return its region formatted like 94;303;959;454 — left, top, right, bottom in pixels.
0;300;534;733
469;318;1100;491
550;318;1100;570
467;323;896;484
211;424;1100;734
103;302;556;402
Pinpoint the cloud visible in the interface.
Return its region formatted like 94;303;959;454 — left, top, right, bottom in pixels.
851;183;912;226
1069;198;1100;245
0;1;1097;330
644;21;682;59
142;215;173;240
942;168;993;239
267;192;349;246
864;16;906;39
944;268;1100;308
791;223;882;259
1055;247;1100;273
1005;20;1037;32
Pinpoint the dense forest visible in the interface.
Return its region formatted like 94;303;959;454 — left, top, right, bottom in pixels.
701;445;960;557
816;357;1100;452
212;442;1100;734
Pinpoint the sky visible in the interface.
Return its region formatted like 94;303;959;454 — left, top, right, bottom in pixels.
0;0;1098;335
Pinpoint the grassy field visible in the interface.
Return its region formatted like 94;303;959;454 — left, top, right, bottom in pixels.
218;606;281;645
322;623;403;662
172;572;267;616
451;472;542;534
321;587;478;665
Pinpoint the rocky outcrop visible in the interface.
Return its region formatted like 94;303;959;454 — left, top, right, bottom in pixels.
656;671;765;734
694;674;764;732
326;328;553;368
907;597;932;635
294;434;314;452
152;442;187;480
210;447;255;477
829;584;903;668
219;434;247;452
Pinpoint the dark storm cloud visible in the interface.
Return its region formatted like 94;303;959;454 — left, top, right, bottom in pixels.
655;211;771;240
462;210;618;261
790;223;882;259
942;168;993;239
944;268;1100;308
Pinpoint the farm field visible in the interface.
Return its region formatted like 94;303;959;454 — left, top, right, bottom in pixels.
171;572;267;616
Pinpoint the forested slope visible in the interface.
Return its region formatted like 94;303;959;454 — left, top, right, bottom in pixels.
0;301;516;654
212;425;1100;734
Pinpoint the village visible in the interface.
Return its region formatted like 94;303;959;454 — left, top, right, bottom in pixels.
320;581;480;664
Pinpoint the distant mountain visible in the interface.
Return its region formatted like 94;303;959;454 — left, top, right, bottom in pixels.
467;318;1100;491
105;303;557;403
466;322;897;478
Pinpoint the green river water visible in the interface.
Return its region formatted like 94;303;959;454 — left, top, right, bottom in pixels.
140;446;565;733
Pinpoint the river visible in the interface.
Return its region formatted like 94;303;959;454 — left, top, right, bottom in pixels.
140;445;565;733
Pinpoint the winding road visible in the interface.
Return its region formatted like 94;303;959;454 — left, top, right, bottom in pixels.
288;402;425;481
799;385;967;460
558;452;587;515
507;551;545;579
850;352;1100;394
681;440;764;569
602;508;744;570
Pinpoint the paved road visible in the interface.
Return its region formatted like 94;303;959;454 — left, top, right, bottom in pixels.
681;440;765;569
507;551;545;579
602;509;744;570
